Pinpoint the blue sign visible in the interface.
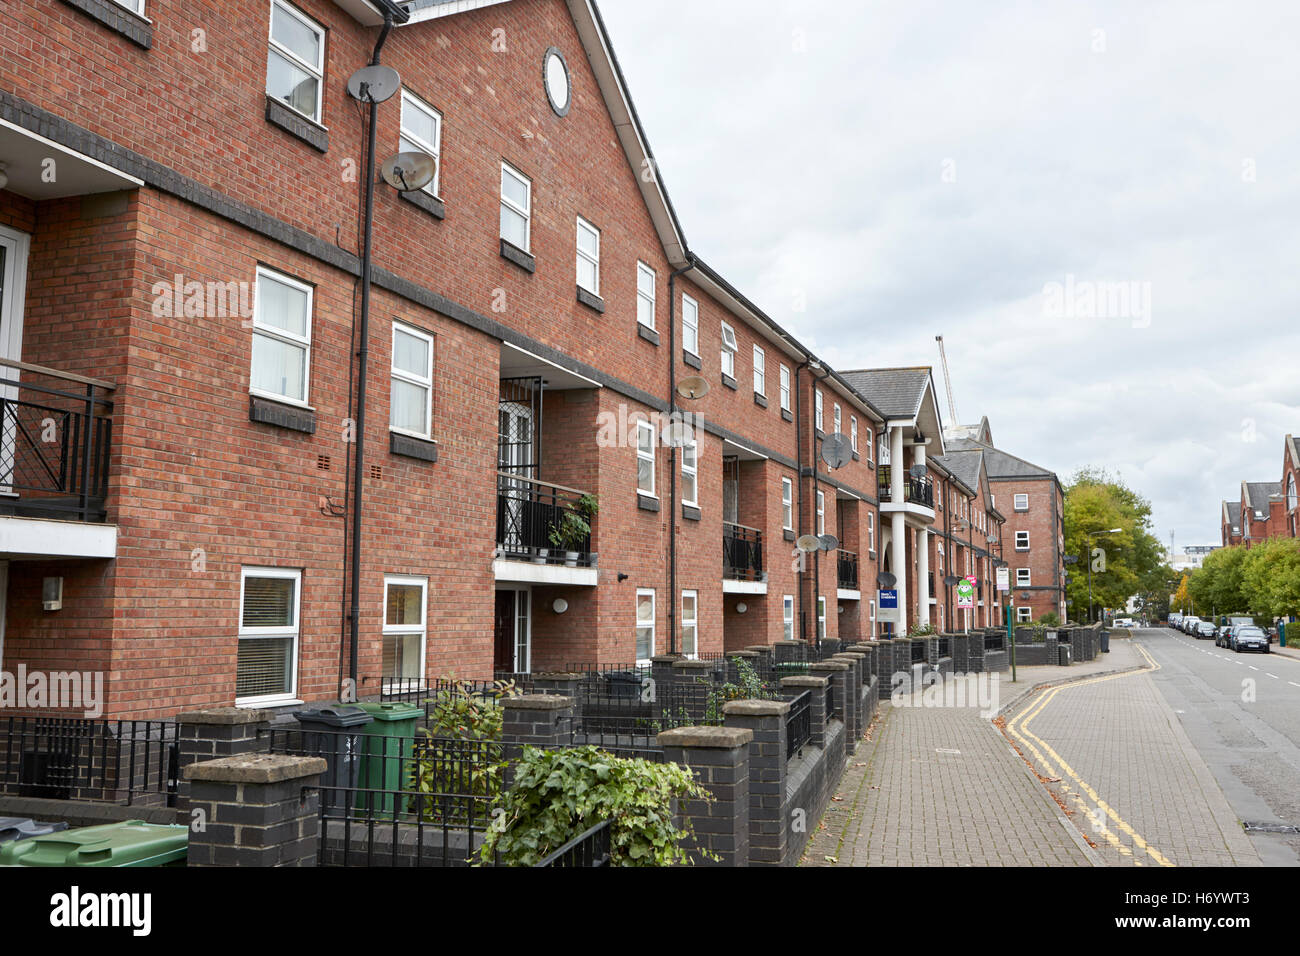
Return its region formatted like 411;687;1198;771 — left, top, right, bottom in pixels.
878;589;898;609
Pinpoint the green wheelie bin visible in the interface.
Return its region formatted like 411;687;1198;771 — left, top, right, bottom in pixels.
353;701;424;817
0;821;187;867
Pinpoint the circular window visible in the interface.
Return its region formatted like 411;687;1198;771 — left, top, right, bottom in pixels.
544;47;571;117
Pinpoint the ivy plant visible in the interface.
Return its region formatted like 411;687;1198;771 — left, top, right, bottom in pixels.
478;745;716;866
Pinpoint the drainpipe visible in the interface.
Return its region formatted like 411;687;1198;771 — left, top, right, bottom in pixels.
810;363;832;649
347;11;396;691
794;358;812;642
666;260;694;655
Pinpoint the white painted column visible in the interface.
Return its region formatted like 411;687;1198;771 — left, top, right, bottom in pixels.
914;442;930;627
888;426;907;634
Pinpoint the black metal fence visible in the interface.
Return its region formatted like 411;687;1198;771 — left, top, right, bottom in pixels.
786;691;811;759
838;549;859;589
496;472;595;566
0;716;178;806
723;522;764;581
535;819;612;867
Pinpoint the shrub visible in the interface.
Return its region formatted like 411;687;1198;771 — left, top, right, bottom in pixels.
479;745;715;866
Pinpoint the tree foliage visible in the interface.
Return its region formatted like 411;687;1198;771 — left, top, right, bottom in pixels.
1179;540;1300;622
1063;468;1167;621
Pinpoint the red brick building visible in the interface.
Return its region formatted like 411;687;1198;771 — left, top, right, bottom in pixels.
1219;436;1299;549
0;0;907;717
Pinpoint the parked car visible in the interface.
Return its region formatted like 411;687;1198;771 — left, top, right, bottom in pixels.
1196;621;1217;640
1232;626;1270;653
1169;613;1183;628
1182;616;1202;634
1216;625;1235;648
1114;617;1134;628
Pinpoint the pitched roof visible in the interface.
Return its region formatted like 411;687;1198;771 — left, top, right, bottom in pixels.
838;368;931;420
1287;434;1300;470
933;449;983;495
1243;481;1282;516
1223;500;1242;527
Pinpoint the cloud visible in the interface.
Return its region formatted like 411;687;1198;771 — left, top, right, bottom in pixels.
599;0;1300;547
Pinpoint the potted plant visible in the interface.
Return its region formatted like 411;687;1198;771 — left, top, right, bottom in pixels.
548;494;598;567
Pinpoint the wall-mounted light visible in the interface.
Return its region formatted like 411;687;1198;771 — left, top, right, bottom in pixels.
0;164;9;192
552;598;569;614
43;577;63;611
736;602;748;614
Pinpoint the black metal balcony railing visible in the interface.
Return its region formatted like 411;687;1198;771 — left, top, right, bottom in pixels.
838;549;859;590
723;522;763;581
496;472;595;566
878;466;934;509
0;359;114;523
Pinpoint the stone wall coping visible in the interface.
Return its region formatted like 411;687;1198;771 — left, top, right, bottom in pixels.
722;699;791;717
651;655;684;664
501;694;574;710
727;650;759;658
657;726;754;749
779;675;829;688
745;645;774;654
532;672;584;680
672;659;715;670
184;754;326;784
808;661;850;672
177;707;272;725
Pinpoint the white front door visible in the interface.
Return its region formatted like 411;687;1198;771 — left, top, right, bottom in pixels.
0;227;30;493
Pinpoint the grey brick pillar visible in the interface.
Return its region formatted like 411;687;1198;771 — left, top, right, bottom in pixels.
184;753;324;867
177;707;272;812
651;654;683;690
723;699;789;866
657;725;753;867
528;672;583;697
780;675;827;746
808;660;851;747
671;659;717;724
833;652;867;742
500;695;575;758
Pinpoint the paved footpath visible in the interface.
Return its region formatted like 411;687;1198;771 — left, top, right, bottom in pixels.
807;637;1259;867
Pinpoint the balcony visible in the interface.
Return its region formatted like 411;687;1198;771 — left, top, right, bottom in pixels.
878;466;934;509
837;549;859;591
494;473;598;585
723;522;764;591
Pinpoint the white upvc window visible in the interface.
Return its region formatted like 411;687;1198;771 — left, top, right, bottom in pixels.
782;477;794;530
250;266;313;406
1014;493;1029;512
267;0;325;124
783;595;795;641
851;417;858;452
237;567;301;706
817;596;827;641
636;419;656;496
937;543;944;572
720;322;738;377
681;436;698;507
390;322;434;439
1016;531;1030;551
833;403;842;435
113;0;145;14
753;345;766;396
865;427;872;461
1016;568;1031;586
637;262;656;329
814;389;824;431
576;218;600;295
682;294;699;357
399;90;442;196
500;162;531;251
867;512;875;553
1017;606;1032;624
681;590;699;659
382;575;427;689
817;489;826;535
636;589;656;662
869;599;877;637
779;365;791;411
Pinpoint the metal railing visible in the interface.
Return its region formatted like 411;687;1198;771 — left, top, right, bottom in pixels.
496;472;595;566
0;358;114;523
785;691;811;759
878;466;934;509
838;549;859;589
723;521;763;581
535;819;612;867
0;717;177;806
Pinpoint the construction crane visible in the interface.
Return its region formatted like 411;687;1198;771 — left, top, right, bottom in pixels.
935;335;958;424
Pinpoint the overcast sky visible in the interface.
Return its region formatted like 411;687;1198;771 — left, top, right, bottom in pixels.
597;0;1300;550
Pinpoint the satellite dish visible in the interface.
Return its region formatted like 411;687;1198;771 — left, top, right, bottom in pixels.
677;376;710;401
796;535;822;553
820;433;852;470
661;420;695;448
908;463;927;480
380;152;437;192
818;533;839;552
877;572;897;589
347;65;402;104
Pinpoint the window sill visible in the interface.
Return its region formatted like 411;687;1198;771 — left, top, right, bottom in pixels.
250;394;316;434
683;351;702;371
577;286;605;313
400;189;446;221
59;0;152;49
390;432;439;463
754;392;767;409
637;494;661;513
781;408;794;423
637;324;660;346
682;504;701;521
784;529;796;543
852;451;860;462
236;696;303;710
500;239;536;273
721;373;737;391
265;96;329;153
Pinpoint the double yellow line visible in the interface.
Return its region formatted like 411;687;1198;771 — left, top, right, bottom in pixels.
1003;643;1174;867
